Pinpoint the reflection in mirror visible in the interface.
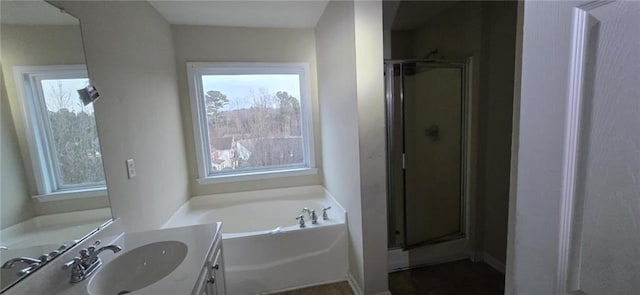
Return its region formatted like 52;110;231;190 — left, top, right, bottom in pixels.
0;0;112;290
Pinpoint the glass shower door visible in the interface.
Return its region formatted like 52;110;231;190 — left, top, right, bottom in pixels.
386;61;467;250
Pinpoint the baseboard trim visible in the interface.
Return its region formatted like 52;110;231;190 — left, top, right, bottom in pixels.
388;238;470;272
482;252;506;274
346;272;391;295
347;272;364;295
470;251;483;262
261;278;349;294
388;248;469;272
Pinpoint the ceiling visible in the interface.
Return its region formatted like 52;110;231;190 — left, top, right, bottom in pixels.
390;1;460;31
0;0;78;25
148;0;330;28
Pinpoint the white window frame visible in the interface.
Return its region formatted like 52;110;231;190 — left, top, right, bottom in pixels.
13;65;106;197
186;62;317;184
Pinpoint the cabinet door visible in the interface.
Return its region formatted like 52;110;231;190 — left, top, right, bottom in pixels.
193;265;211;295
211;249;226;295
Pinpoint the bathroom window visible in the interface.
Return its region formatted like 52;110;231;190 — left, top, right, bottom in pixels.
187;62;316;183
15;65;106;196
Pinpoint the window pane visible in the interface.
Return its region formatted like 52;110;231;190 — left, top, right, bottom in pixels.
40;78;105;187
201;74;304;173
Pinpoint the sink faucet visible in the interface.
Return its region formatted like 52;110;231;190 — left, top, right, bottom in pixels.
1;257;42;269
62;242;122;283
3;244;70;276
80;244;122;269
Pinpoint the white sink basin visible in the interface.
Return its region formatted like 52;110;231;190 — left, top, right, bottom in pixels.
88;241;188;295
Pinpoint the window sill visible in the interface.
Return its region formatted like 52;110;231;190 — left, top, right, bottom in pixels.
197;167;318;185
33;187;108;202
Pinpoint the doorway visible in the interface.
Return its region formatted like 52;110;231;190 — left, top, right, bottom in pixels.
385;59;471;269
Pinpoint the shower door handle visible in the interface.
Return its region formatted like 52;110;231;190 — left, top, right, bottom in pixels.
426;125;440;141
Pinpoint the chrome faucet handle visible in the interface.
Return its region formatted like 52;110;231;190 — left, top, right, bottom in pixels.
79;240;101;260
302;207;318;223
62;257;85;283
38;254;51;263
295;215;306;228
83;244;122;270
322;206;332;220
62;244;121;284
48;243;68;258
0;246;8;251
62;257;81;270
87;240;101;253
17;266;35;276
79;249;91;259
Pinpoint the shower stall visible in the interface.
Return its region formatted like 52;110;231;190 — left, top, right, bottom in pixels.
385;59;471;264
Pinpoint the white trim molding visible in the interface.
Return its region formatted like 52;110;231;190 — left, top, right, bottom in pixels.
388;241;470;273
347;272;364;295
482;252;506;274
196;167;318;184
33;187;107;202
558;2;609;294
186;62;316;184
12;64;106;196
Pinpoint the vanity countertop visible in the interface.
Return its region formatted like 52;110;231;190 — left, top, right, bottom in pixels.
56;222;221;295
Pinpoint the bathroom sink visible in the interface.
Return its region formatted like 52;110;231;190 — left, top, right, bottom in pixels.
88;241;188;295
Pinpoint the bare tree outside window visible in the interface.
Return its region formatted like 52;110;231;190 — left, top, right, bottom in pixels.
201;74;304;173
40;78;105;187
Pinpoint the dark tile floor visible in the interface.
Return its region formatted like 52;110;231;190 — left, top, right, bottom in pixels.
389;260;505;295
271;282;353;295
272;259;504;295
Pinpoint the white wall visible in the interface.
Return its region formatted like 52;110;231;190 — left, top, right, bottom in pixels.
354;1;388;293
481;1;517;266
171;25;322;196
1;68;34;229
316;0;364;288
53;1;189;233
317;0;388;293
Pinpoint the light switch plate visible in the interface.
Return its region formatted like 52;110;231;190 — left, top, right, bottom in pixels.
126;159;136;179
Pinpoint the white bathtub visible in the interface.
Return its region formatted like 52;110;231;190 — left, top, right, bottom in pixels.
163;185;348;295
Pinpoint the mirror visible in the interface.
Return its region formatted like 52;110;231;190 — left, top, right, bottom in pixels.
0;0;112;290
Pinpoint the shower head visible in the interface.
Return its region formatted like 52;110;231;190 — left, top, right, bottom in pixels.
423;49;439;60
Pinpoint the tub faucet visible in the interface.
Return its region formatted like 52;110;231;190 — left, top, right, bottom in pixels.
296;215;306;228
322;206;332;220
302;208;318;224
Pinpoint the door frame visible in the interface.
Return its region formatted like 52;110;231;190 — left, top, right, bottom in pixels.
505;1;525;293
385;57;478;270
505;1;627;293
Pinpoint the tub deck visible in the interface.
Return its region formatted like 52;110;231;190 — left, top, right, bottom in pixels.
163;185;349;295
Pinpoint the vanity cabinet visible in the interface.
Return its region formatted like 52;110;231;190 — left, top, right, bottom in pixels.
193;226;226;295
